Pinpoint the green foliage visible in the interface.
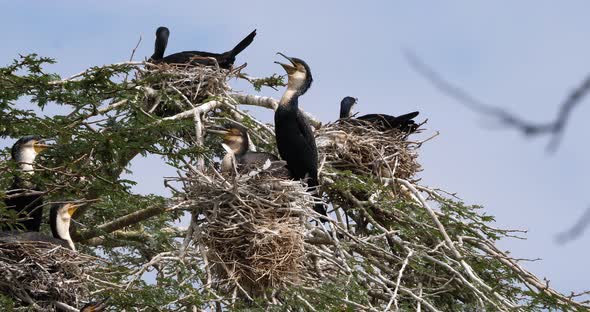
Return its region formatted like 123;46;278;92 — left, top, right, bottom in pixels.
247;74;285;92
0;54;587;311
0;55;213;310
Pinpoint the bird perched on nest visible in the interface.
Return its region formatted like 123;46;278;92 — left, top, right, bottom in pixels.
0;202;81;251
2;136;50;232
149;26;257;69
339;96;420;133
80;296;110;312
209;124;286;175
274;53;327;220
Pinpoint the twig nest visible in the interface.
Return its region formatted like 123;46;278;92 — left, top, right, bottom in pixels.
0;241;95;309
187;167;312;297
317;120;422;181
141;62;235;117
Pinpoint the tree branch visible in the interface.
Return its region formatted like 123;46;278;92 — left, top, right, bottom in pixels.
407;51;590;151
74;204;171;242
159;94;322;129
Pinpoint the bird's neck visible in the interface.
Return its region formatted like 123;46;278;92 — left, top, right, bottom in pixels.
52;217;75;251
239;133;250;154
339;106;351;119
279;88;299;109
17;150;37;174
221;153;236;173
152;38;167;60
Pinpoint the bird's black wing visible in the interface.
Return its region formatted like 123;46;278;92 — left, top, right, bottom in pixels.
0;232;69;249
296;110;327;218
160;51;220;65
159;30;256;69
295;109;319;173
358;111;419;132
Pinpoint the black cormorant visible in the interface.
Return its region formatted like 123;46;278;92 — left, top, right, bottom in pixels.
0;202;80;251
213;125;280;174
150;26;257;69
274;53;327;219
339;96;420;132
2;136;50;232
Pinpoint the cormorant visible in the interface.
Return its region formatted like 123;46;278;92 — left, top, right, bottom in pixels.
2;136;50;232
212;125;280;174
274;53;327;219
150;26;257;69
0;202;80;251
80;297;110;312
339;96;420;132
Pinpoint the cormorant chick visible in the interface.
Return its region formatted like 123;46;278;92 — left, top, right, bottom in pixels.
218;125;279;174
274;53;327;220
150;26;257;69
3;136;50;232
340;96;419;133
0;202;80;251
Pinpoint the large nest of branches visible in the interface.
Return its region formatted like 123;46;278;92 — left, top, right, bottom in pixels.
185;167;311;298
142;62;237;117
317;119;422;182
0;241;95;310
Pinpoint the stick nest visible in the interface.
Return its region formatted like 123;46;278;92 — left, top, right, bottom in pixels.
317;119;422;182
186;167;312;297
142;62;236;117
0;241;96;309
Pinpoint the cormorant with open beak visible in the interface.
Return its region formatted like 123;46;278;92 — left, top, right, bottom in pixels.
2;136;50;232
211;125;280;174
150;26;257;69
340;96;420;133
0;202;80;251
274;53;327;219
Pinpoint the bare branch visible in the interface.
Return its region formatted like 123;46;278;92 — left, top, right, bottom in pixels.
406;51;590;151
74;203;176;242
555;206;590;244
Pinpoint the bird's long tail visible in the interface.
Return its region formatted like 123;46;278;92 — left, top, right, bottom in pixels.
229;29;257;57
391;111;420;133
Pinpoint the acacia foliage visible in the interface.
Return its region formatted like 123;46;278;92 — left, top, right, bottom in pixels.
0;55;588;311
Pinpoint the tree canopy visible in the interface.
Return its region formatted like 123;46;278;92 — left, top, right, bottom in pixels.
0;54;588;311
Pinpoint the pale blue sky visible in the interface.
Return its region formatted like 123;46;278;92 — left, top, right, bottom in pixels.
1;1;589;294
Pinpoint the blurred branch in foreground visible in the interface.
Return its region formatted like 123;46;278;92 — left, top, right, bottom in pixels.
555;206;590;245
406;50;590;152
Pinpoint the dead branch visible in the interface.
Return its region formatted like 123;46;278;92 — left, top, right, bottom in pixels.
407;51;590;151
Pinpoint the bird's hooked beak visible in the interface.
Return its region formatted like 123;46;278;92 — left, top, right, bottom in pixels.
207;125;243;141
274;52;297;75
67;203;83;217
33;140;51;153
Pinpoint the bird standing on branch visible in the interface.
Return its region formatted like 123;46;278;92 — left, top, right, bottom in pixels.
2;136;50;232
274;53;327;220
0;202;81;251
339;96;420;133
150;26;257;69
